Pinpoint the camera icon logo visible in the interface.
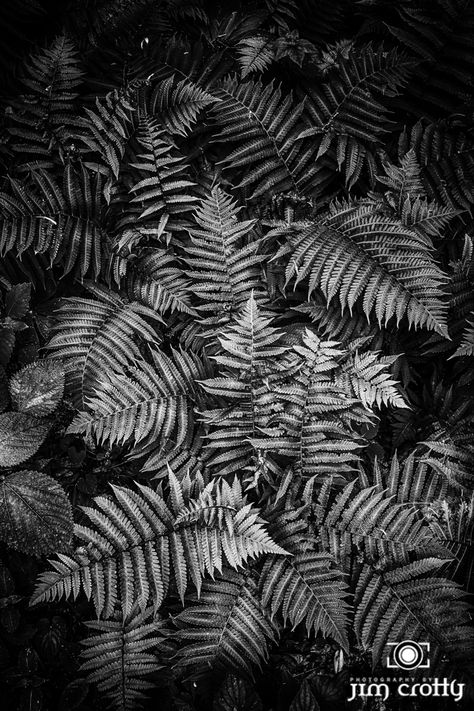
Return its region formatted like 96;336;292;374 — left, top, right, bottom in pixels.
386;641;430;670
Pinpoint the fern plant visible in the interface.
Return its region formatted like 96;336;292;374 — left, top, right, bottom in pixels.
1;1;473;708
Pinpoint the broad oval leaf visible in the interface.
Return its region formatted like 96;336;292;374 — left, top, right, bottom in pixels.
10;360;65;416
0;470;73;556
0;412;50;467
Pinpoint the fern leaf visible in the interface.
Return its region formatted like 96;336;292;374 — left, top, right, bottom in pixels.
354;558;474;672
128;116;196;229
68;346;206;456
149;74;219;137
237;36;275;78
211;77;324;198
174;570;278;677
46;283;163;409
0;470;72;556
186;187;266;325
453;314;474;357
30;476;286;618
286;200;449;336
337;349;408;410
80;605;163;711
260;514;350;649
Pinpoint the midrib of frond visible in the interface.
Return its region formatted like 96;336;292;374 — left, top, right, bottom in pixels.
215;192;240;309
218;86;299;193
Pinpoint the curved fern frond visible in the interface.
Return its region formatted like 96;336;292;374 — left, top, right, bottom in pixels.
286;200;449;336
354;557;474;672
298;45;414;186
314;478;433;566
80;605;163;711
453;314;474;357
425;496;474;589
30;476;287;618
174;569;278;677
0;164;107;279
211;77;326;198
68;346;207;457
126;249;197;316
148;74;219;137
46;283;162;408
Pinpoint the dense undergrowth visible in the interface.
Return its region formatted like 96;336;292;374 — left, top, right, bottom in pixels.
0;1;473;710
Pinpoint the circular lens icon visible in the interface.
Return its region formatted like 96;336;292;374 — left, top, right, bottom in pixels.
392;641;425;670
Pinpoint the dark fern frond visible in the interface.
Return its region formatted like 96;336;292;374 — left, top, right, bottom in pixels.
79;605;163;711
298;45;414;187
211;77;327;199
174;569;278;678
354;557;474;673
5;34;83;168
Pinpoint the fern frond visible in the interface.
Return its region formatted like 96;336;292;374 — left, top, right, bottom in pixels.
127;116;196;231
200;294;290;477
453;314;474;357
185;187;266;326
30;475;286;618
126;249;197;316
337;349;408;410
46;283;162;408
0;164;106;279
286;200;449;336
148;74;219;137
260;510;350;649
251;329;366;480
299;45;414;186
211;77;325;198
236;36;275;78
68;346;206;457
80;89;135;179
80;605;163;711
314;478;432;566
6;34;83;167
174;569;278;677
354;557;474;672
